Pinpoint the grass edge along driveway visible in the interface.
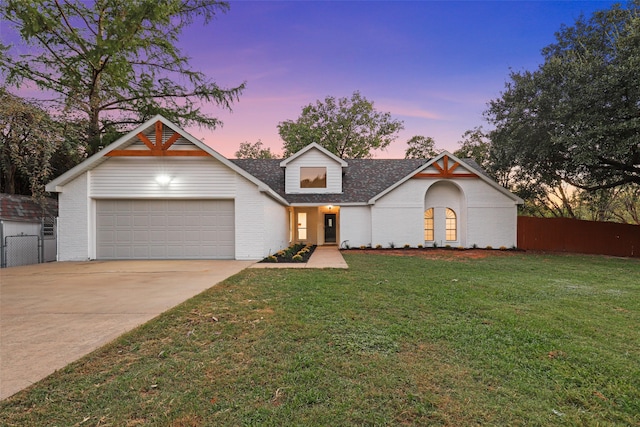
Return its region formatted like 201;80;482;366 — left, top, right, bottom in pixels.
1;252;638;426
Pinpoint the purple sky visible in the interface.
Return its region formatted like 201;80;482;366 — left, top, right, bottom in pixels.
2;1;619;159
183;0;618;158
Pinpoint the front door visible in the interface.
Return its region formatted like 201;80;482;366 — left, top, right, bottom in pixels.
324;213;337;243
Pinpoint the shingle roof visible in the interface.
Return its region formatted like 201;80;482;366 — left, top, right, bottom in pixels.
231;158;429;204
0;193;58;222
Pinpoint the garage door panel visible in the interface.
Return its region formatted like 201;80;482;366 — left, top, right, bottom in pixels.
97;199;234;259
117;246;132;258
116;231;132;243
132;246;149;258
133;230;149;240
148;247;167;258
116;216;132;226
216;231;233;240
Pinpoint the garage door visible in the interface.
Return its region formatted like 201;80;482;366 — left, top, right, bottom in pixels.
96;200;234;259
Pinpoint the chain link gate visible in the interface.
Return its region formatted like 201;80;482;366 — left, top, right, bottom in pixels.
0;216;56;268
1;234;41;268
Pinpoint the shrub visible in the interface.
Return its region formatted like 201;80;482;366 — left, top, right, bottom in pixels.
260;243;316;263
499;246;508;251
360;245;367;250
389;242;395;249
472;243;478;249
292;254;303;262
432;242;438;248
417;244;423;249
403;244;411;249
445;244;452;249
486;245;493;250
375;244;382;249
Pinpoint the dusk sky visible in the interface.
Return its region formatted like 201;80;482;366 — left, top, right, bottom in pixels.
2;1;620;158
183;0;618;158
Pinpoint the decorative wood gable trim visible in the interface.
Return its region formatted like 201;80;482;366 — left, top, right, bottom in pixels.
106;121;210;157
413;155;477;179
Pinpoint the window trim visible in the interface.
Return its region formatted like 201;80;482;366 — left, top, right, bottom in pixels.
445;208;457;241
300;167;327;189
297;212;308;240
424;208;434;241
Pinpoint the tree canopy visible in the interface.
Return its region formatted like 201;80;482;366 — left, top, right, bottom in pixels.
404;135;439;159
234;140;276;159
453;128;490;170
485;1;640;191
0;88;63;198
0;0;245;154
278;91;404;159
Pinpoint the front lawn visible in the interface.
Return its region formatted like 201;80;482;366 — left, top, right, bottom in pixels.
1;253;638;426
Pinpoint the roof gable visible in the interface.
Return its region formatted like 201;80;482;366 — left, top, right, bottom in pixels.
414;153;479;178
45;115;288;205
368;151;523;204
279;143;348;167
104;120;211;158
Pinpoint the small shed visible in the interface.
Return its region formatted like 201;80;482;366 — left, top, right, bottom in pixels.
0;193;58;267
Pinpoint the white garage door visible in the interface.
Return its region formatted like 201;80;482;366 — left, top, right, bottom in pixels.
96;200;234;259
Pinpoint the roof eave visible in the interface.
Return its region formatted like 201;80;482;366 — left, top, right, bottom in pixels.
279;143;348;167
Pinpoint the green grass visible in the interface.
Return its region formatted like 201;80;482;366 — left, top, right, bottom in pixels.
1;253;639;426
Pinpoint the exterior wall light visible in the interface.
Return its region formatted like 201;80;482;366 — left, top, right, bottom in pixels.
155;174;172;186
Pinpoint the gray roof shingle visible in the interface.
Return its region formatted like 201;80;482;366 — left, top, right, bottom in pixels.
231;158;430;204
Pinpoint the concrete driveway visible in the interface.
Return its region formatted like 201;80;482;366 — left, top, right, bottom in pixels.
0;260;253;400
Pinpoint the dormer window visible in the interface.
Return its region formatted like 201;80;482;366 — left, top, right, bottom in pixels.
300;167;327;188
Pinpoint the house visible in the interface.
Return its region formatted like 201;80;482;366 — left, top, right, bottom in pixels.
45;115;523;261
0;193;57;267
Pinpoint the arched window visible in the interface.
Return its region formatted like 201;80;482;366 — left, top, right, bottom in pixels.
445;208;456;241
424;208;434;241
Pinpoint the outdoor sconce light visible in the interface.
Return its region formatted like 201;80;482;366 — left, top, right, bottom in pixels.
328;205;333;210
155;174;172;186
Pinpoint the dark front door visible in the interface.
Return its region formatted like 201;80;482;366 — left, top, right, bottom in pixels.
324;213;337;243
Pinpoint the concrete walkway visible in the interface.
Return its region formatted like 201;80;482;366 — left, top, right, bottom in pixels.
250;245;349;269
0;260;252;400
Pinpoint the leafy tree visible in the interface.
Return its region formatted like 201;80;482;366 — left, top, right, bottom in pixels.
519;182;640;224
0;0;245;154
278;91;404;158
574;184;640;224
0;88;63;199
404;135;439;159
453;127;490;169
234;140;276;159
486;1;640;191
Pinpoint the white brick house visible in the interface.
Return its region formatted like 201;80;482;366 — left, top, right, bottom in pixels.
46;115;522;261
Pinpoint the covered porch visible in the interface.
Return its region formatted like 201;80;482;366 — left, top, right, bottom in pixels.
289;205;340;246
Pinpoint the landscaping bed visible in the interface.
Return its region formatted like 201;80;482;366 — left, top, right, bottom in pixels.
347;247;519;260
260;243;316;263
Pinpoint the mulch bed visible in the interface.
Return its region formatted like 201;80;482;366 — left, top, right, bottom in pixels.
260;244;317;263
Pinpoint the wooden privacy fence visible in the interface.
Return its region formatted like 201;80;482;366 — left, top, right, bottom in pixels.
517;216;640;258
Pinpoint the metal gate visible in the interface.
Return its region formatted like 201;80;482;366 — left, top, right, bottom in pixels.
1;234;40;268
0;217;56;268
